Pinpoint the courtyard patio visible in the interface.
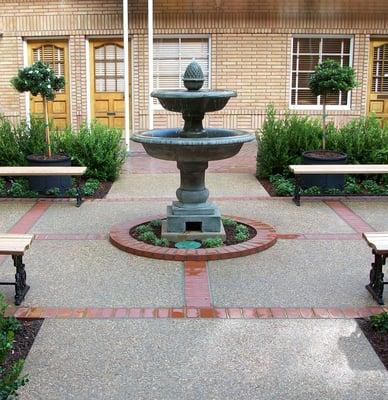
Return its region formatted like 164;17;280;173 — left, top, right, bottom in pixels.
0;141;387;399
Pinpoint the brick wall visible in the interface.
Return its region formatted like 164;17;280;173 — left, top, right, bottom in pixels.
0;0;388;132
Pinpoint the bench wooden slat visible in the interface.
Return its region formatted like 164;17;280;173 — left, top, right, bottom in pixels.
363;232;388;253
0;166;87;176
289;164;388;174
0;234;34;255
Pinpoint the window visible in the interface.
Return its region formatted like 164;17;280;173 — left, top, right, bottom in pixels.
372;44;388;93
94;44;125;92
153;37;210;96
291;36;352;108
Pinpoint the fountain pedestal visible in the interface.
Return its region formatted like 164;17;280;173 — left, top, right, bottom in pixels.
161;161;225;241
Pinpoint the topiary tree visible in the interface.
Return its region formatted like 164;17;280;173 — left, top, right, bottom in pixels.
11;61;65;158
309;59;357;150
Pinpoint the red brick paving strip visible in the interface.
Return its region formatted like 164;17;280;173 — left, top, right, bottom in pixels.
324;200;375;233
6;306;387;319
184;261;212;307
0;201;51;265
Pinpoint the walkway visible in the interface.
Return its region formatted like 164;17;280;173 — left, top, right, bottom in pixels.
0;141;387;399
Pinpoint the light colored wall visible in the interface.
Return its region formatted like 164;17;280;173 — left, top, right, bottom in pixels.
0;1;387;131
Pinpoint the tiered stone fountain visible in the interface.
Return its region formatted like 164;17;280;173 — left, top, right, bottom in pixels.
131;61;253;241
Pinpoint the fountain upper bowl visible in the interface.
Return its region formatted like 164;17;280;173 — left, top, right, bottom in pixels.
131;128;254;162
151;89;237;113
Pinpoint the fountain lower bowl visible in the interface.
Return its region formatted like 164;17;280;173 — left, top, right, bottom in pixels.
131;128;254;162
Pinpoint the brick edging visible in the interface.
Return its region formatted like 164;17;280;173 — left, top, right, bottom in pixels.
8;306;387;320
109;215;277;261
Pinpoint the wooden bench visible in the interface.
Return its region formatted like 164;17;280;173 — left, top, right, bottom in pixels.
289;164;388;206
0;166;87;207
0;234;34;305
363;232;388;305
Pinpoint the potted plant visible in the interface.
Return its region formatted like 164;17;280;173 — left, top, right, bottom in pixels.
302;59;358;190
11;61;71;193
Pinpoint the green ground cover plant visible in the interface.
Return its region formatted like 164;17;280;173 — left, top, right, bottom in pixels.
0;294;28;399
201;237;224;248
370;312;388;333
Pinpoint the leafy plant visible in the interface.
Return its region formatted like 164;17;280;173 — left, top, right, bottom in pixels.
323;188;342;195
0;294;29;399
0;179;6;197
46;187;60;197
53;123;125;181
309;59;357;149
235;231;249;242
369;312;388;332
8;179;37;198
222;218;237;228
269;174;295;196
65;187;78;197
202;237;224;248
138;231;158;244
149;220;162;228
362;179;385;195
155;238;169;247
11;61;65;158
135;224;153;235
235;224;249;235
344;176;362;194
81;179;100;196
303;186;321;195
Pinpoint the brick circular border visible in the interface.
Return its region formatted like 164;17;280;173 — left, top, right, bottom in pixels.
109;215;277;261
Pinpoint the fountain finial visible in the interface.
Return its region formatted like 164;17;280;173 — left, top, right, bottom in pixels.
183;61;204;91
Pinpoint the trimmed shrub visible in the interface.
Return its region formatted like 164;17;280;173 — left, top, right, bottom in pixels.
256;105;324;178
0;117;25;166
53;123;125;181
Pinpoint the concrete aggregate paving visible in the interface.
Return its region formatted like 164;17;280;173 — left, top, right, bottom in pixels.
344;200;388;231
0;202;35;232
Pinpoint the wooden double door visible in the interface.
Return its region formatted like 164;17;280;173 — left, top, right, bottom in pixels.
90;39;131;129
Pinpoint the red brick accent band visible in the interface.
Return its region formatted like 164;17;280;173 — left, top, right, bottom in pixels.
0;201;51;265
184;261;212;307
324;200;375;233
109;215;277;261
7;306;387;320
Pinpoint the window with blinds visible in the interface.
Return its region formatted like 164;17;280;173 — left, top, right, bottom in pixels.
291;37;352;107
153;37;210;96
94;44;125;93
33;44;65;92
372;44;388;93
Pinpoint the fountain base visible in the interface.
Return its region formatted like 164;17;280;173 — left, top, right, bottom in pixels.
162;202;226;241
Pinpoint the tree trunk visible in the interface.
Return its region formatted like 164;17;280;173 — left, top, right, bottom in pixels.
43;97;51;158
322;94;327;151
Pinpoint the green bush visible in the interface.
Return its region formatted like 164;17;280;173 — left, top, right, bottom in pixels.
46;187;61;197
202;237;224;248
329;115;388;164
222;218;237;228
303;186;321;195
0;294;29;399
135;224;153;235
235;231;249;242
53;122;125;181
138;230;158;244
18;117;49;157
344;177;362;194
256;105;324;178
269;174;295;196
0;117;25;166
81;179;100;196
149;220;162;228
155;238;169;247
369;312;388;332
8;179;38;198
0;179;6;197
362;179;386;195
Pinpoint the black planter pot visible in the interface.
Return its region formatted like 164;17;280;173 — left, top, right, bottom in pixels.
26;154;72;194
301;150;347;190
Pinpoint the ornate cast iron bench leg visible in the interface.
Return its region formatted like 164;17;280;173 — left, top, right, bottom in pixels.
293;175;301;206
76;176;83;208
366;250;387;305
12;255;30;306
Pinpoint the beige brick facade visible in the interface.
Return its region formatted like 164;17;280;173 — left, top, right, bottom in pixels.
1;0;388;131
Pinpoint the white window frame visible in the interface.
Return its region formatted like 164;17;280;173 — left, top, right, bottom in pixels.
289;34;354;111
153;34;211;110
